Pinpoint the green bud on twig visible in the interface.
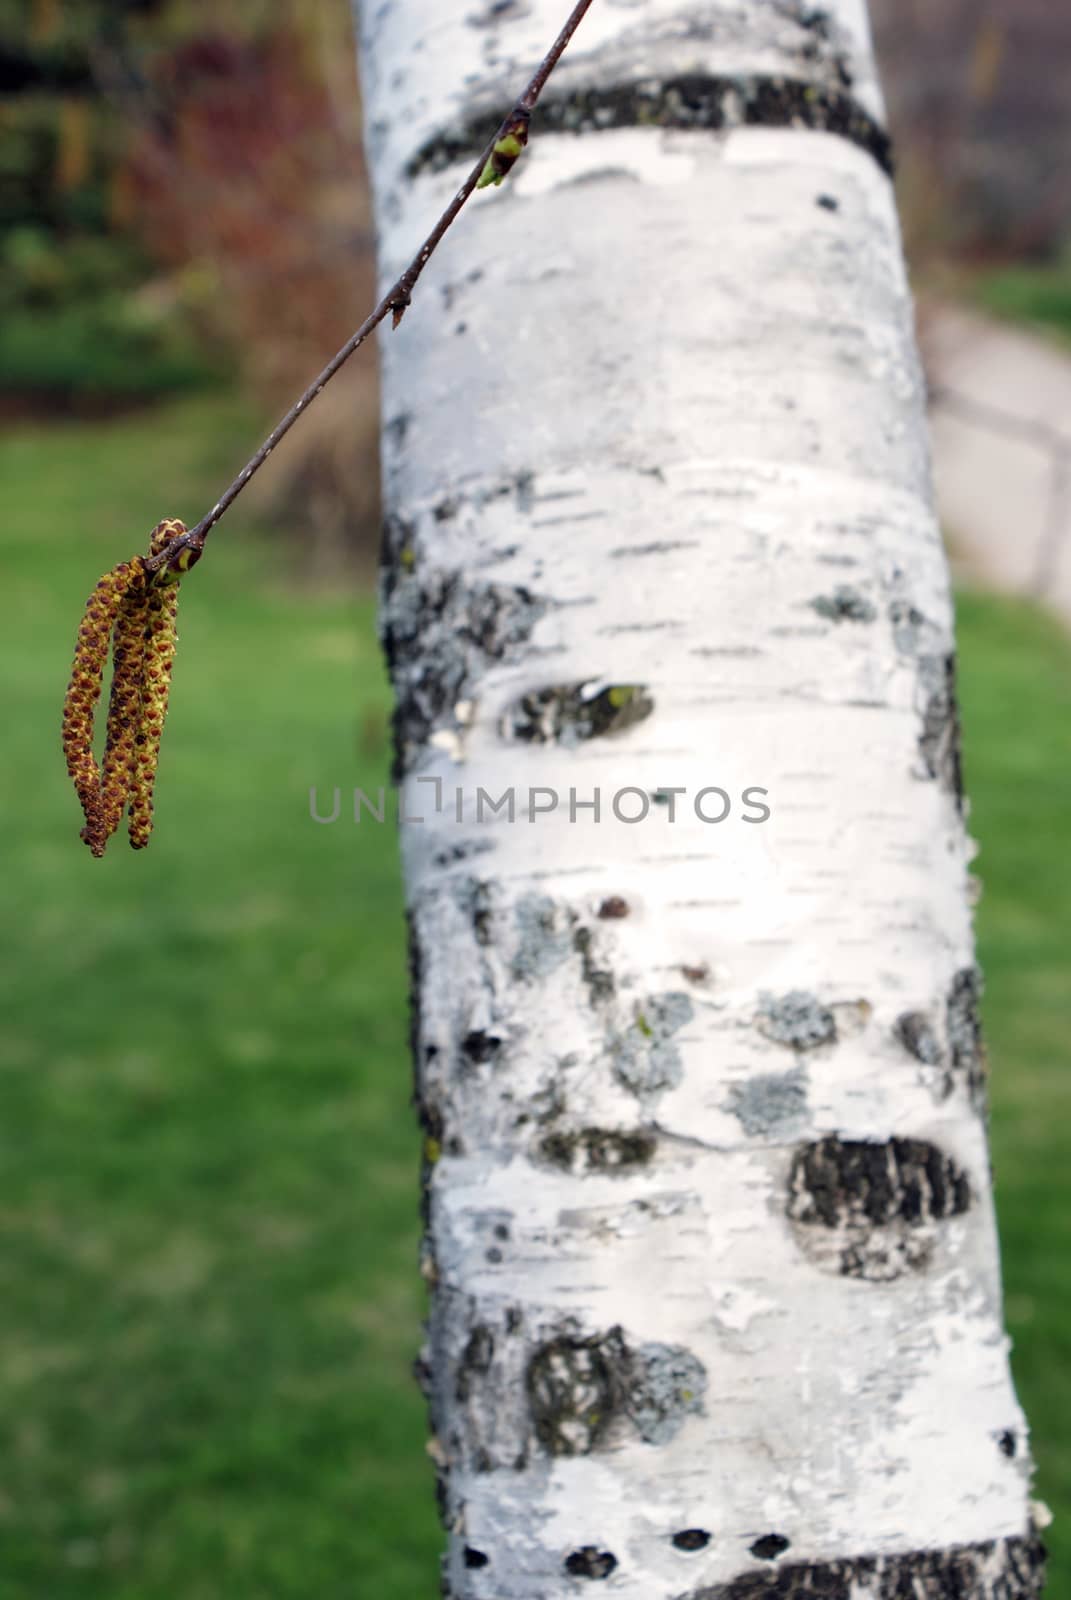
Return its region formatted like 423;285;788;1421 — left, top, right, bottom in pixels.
477;112;531;189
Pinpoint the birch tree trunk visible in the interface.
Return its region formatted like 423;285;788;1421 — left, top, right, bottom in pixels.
353;2;1045;1595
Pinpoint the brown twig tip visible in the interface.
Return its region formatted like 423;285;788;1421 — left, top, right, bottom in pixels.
390;291;412;330
62;519;191;857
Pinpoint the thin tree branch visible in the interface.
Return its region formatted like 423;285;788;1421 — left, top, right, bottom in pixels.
145;0;596;580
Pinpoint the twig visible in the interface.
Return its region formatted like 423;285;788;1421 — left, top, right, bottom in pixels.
145;0;595;581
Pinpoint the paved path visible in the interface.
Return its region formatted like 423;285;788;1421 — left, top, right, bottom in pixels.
924;302;1071;626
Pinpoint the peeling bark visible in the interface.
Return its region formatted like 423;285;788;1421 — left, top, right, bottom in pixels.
355;1;1040;1595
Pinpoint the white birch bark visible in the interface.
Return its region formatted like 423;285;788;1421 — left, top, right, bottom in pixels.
353;2;1045;1595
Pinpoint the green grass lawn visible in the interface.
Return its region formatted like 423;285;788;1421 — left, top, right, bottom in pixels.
0;398;1067;1597
974;261;1071;347
957;591;1071;1591
0;394;440;1598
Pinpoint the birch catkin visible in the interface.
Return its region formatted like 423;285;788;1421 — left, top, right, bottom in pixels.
61;518;188;857
92;563;151;854
128;533;183;849
61;561;142;854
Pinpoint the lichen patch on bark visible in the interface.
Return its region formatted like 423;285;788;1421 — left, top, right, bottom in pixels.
726;1067;808;1138
526;1325;706;1457
499;680;654;746
756;991;837;1051
613;992;693;1100
380;563;546;777
512;893;576;982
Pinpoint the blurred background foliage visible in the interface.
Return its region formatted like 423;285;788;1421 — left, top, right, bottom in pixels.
1;1;1069;1596
1;0;378;574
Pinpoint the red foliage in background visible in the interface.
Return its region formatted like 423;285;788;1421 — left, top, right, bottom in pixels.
116;15;381;569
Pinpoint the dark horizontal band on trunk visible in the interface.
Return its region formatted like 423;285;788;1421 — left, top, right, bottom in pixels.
406;75;893;181
683;1534;1045;1600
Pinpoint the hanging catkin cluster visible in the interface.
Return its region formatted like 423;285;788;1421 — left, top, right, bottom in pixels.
62;518;191;857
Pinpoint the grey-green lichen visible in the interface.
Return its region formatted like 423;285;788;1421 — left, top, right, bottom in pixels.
726;1066;808;1138
380;558;546;778
756;990;837;1051
512;893;575;982
613;992;692;1099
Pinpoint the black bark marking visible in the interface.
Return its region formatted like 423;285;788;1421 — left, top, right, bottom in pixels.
463;1547;489;1569
461;1029;502;1065
757;990;836;1051
675;1529;713;1553
947;966;988;1109
467;879;495;947
610;537;697;559
597;895;630;919
500;680;654;746
526;1326;705;1456
811;585;876;622
407;77;893;180
384;412;411;452
894;1010;942;1067
816;192;839;210
565;1547;618;1580
527;1331;620;1456
433;838;496;868
380;564;546;778
787;1135;971;1280
999;1429;1017;1458
412;1346;432;1399
469;0;530;26
408;911;442;1233
456;1325;495;1403
751;1535;792;1560
537;1126;657;1175
917;652;965;811
679;1534;1045;1599
573;924;616;1003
